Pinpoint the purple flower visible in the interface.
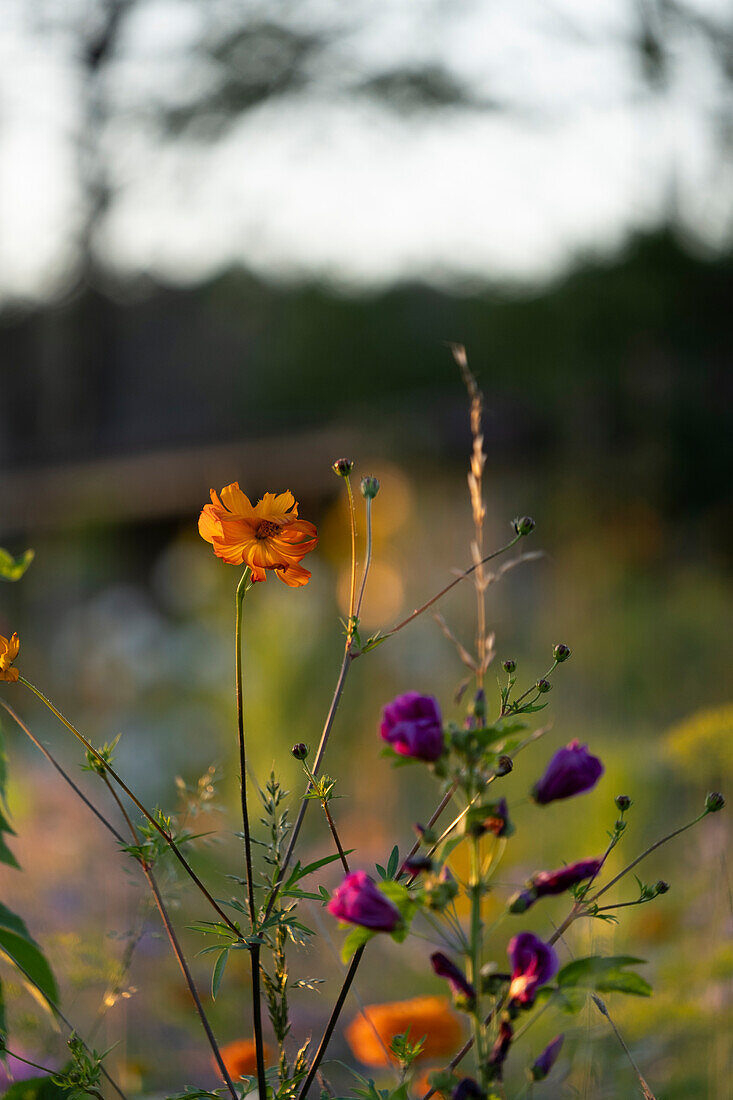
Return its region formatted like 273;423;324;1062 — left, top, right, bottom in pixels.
531;740;604;804
430;952;476;1003
380;692;445;762
509;858;602;913
530;1035;564;1081
487;1019;513;1081
507;932;558;1006
327;871;401;932
0;1055;47;1091
452;1078;485;1100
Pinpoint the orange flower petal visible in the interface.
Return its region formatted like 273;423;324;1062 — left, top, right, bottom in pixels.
277;562;312;587
199;504;224;544
220;483;257;518
346;997;463;1068
255;491;297;522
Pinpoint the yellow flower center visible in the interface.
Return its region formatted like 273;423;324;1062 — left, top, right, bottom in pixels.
255;520;281;539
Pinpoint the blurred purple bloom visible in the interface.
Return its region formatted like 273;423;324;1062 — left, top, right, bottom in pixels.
0;1055;46;1091
327;870;401;932
430;952;476;1003
507;932;558;1005
533;858;602;896
487;1019;513;1080
509;858;602;913
380;692;444;762
452;1078;485;1100
531;740;603;804
530;1035;564;1081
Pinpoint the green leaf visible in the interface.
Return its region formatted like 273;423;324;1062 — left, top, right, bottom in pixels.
0;977;6;1041
558;955;651;998
211;948;228;1000
340;925;375;963
0;809;18;871
1;1075;71;1100
0;723;9;812
0;903;59;1004
0;547;34;582
386;846;400;879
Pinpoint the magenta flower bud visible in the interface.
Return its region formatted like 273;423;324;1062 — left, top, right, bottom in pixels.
508;888;537;914
530;1035;564;1081
327;871;401;932
532;857;602;897
402;854;433;876
507;932;558;1006
430;952;476;1004
531;740;604;804
452;1079;485;1100
380;692;445;762
487;1019;513;1080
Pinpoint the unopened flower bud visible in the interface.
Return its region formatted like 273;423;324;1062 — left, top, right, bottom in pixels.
415;823;437;846
332;458;354;477
508;889;537;914
705;791;725;813
495;755;513;777
402;854;433;876
291;743;309;760
536;679;552;694
502;659;517;674
472;688;486;722
360;475;380;499
553;643;571;663
513;516;535;537
615;794;632;812
654;880;670;895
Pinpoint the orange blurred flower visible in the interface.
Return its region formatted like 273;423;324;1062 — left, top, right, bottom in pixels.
0;633;19;683
219;1039;272;1079
346;997;463;1068
199;484;318;587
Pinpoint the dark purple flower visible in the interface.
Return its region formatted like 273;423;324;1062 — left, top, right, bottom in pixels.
380;692;444;762
533;858;602;896
509;858;602;913
430;952;476;1003
402;854;433;876
531;740;604;804
327;871;401;932
507;932;558;1006
487;1019;513;1080
452;1078;485;1100
530;1035;564;1081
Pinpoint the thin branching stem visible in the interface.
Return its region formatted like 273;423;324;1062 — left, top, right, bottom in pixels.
587;812;708;904
344;473;358;643
103;776;238;1100
18;678;242;938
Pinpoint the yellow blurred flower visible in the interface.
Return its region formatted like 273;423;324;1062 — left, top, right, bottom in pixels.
0;632;19;683
219;1039;272;1079
346;996;463;1068
665;703;733;778
199;484;318;587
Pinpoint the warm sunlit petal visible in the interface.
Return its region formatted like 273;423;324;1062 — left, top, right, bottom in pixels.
255;491;297;522
277;562;312;587
198;504;224;544
220;482;257;517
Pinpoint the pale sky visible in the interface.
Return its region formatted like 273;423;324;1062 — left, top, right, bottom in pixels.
0;0;731;301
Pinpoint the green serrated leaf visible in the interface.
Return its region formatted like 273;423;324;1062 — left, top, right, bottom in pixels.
0;547;34;582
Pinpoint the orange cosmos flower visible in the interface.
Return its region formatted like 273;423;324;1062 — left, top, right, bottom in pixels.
0;633;20;683
199;484;318;587
219;1038;272;1080
345;996;463;1068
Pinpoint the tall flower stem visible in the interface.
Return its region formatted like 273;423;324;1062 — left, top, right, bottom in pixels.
467;834;485;1087
234;567;267;1100
103;776;238;1100
17;678;241;938
344;473;358;643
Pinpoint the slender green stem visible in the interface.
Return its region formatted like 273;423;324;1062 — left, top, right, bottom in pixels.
18;678;241;938
384;534;522;640
468;835;485;1086
354;494;373;621
2;1050;55;1075
298;945;365;1099
344;474;358;643
103;776;238;1100
587;812;708;904
234;568;267;1100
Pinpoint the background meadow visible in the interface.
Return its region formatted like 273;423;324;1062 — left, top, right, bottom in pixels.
1;1;732;1097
